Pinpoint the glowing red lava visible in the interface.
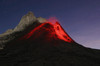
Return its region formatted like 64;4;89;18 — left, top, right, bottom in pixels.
20;21;74;43
54;22;73;42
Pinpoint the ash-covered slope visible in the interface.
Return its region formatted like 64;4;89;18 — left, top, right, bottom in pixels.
0;12;100;66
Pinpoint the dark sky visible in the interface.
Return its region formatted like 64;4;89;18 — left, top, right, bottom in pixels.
0;0;100;49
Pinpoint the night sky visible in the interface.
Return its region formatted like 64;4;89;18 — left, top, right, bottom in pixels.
0;0;100;49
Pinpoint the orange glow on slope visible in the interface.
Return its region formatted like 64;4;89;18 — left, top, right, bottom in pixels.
20;22;74;43
22;23;46;39
54;22;73;42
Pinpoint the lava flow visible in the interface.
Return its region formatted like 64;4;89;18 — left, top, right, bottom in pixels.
53;22;74;42
19;21;74;43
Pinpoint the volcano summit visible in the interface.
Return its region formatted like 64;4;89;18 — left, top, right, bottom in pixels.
0;12;100;66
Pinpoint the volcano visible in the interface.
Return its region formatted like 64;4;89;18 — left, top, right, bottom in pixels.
19;21;74;43
0;12;100;66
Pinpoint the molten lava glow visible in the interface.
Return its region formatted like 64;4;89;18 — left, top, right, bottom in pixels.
20;20;74;43
54;22;73;42
25;23;46;39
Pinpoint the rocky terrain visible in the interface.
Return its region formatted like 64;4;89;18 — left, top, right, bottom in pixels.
0;12;100;66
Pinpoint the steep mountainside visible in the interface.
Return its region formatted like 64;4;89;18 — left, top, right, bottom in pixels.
0;12;100;66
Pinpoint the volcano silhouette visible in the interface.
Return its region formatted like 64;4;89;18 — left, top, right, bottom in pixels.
0;12;100;66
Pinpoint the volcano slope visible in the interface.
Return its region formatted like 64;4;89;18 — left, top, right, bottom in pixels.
0;12;100;66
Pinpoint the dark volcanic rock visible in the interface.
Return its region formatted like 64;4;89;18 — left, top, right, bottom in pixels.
0;12;100;66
